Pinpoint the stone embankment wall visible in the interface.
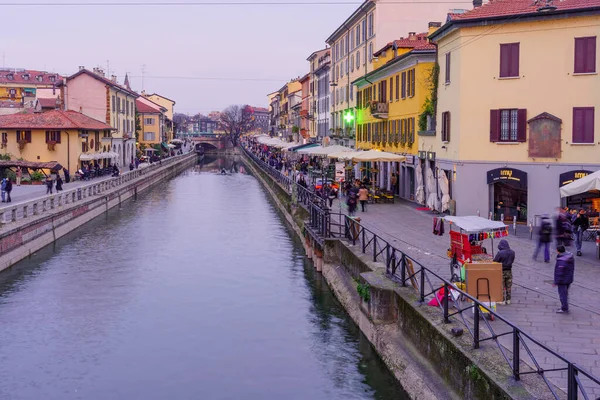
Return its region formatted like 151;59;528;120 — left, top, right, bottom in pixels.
242;150;551;400
0;153;197;272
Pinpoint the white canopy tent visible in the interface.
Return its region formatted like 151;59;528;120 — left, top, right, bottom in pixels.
443;216;507;233
415;162;425;205
297;145;324;154
560;170;600;197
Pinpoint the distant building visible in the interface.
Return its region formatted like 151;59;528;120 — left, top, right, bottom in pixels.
136;98;166;146
0;68;62;103
142;92;176;143
307;48;330;141
247;106;269;134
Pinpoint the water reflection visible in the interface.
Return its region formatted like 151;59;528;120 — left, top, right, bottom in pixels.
0;156;407;400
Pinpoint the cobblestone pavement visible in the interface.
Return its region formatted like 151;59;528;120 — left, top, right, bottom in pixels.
331;197;600;397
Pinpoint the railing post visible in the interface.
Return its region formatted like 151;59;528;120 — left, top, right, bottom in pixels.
386;245;391;274
33;203;38;215
373;235;377;262
567;363;578;400
513;328;520;381
361;227;366;254
443;282;450;323
419;268;425;302
474;306;480;349
400;254;406;287
23;205;28;218
11;207;16;222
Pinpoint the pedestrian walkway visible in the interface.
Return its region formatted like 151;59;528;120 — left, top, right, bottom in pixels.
332;197;600;396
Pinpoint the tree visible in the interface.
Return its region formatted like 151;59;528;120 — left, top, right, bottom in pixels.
218;105;256;147
173;112;191;134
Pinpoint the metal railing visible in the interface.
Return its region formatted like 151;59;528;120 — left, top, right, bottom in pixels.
0;151;196;227
342;216;599;400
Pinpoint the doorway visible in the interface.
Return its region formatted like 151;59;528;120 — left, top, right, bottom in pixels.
493;181;528;222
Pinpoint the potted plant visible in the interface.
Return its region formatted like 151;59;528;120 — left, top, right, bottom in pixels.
20;176;31;185
47;140;57;151
30;171;44;185
18;139;27;151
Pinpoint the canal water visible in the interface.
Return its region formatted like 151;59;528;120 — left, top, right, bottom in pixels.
0;156;407;400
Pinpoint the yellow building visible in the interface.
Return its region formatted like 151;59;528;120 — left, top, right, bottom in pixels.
0;69;61;103
278;80;301;141
0;110;114;175
423;0;600;219
142;92;176;142
136;98;165;146
353;28;438;199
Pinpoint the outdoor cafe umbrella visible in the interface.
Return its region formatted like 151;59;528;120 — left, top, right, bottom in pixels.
426;168;439;211
351;150;406;163
415;162;425;205
560;169;600;197
438;171;451;212
305;144;354;156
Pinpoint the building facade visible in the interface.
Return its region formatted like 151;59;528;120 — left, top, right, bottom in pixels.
0;69;62;103
353;28;438;200
313;50;331;140
247;106;270;134
136;98;165;146
142;92;176;142
307;48;330;140
423;0;600;221
62;68;138;168
299;74;311;140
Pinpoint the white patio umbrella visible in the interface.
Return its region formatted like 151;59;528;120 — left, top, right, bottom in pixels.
308;144;354;156
351;150;406;163
438;171;451;212
426;168;439;211
327;151;362;161
560;170;600;197
415;163;425;205
297;145;324;154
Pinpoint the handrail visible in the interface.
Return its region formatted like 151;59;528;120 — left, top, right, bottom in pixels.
243;142;600;399
0;151;196;227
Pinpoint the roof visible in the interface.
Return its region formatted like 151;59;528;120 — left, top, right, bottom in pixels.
299;73;310;84
326;0;374;43
249;106;269;113
66;69;138;97
0;110;114;130
38;98;58;109
136;99;162;114
307;48;330;62
373;33;435;57
0;69;62;86
145;93;176;105
432;0;600;38
0;160;63;171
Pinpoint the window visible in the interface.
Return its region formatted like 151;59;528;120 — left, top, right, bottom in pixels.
400;119;406;144
350;31;354;50
368;13;373;37
351;55;354;72
45;131;61;143
122;120;126;133
500;43;520;78
144;132;156;141
350;85;354;101
389;77;393;102
112;95;116;112
1;132;7;143
362;19;367;41
445;52;451;84
573;107;595;143
401;71;406;99
23;74;29;81
95;131;100;150
367;122;371;141
336;65;339;81
36;75;43;82
126;101;129;116
7;74;13;81
16;130;32;143
574;37;597;74
490;109;527;142
409;69;415;97
395;74;400;100
356;51;361;67
408;118;415;145
49;76;56;82
368;42;373;62
356;25;361;46
341;62;344;78
441;112;451;142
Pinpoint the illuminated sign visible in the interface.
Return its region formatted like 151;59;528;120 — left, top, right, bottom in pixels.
487;168;528;186
559;170;591;187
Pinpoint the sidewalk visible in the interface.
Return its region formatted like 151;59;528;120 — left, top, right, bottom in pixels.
331;197;600;395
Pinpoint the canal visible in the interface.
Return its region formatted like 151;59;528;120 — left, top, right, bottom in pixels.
0;156;407;400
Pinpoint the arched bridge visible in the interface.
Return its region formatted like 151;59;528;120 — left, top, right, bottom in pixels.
188;134;232;153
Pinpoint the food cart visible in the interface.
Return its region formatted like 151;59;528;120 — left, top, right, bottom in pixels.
441;216;509;319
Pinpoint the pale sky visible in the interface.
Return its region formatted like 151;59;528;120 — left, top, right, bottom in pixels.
1;0;363;115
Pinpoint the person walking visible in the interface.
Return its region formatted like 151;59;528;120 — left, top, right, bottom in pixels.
5;178;12;203
493;239;516;305
327;185;338;208
533;215;553;263
555;207;572;247
45;176;53;194
572;209;589;256
1;178;6;203
358;185;369;212
16;167;22;186
553;245;574;314
390;173;398;196
55;175;63;192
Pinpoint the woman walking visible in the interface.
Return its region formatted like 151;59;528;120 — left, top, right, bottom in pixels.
358;185;369;212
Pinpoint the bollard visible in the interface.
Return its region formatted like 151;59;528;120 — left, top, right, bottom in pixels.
477;209;480;217
529;219;533;240
513;216;517;235
488;211;493;220
596;232;600;259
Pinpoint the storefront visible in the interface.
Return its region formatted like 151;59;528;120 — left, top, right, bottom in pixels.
487;168;528;222
560;170;598;210
399;155;416;201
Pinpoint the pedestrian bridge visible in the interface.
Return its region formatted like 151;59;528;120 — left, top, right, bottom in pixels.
188;135;232;152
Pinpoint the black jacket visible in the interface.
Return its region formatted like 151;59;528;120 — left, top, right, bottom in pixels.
573;215;590;231
554;251;575;285
493;239;515;271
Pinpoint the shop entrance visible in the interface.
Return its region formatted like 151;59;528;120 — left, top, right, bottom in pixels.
487;168;528;223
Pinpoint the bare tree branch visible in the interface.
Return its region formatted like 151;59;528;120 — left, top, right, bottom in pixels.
218;105;256;147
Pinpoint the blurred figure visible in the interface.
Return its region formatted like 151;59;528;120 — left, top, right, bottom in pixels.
555;207;572;247
533;214;552;263
573;209;589;256
358;185;369;212
553;245;574;314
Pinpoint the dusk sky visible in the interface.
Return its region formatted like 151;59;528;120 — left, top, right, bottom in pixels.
1;1;366;115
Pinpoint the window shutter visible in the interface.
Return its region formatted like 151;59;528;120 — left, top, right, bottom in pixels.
15;131;19;142
56;131;61;144
490;110;501;142
586;37;597;73
584;107;595;143
500;44;510;77
395;75;399;100
45;131;49;143
511;43;520;76
410;69;415;97
25;131;31;143
517;109;527;142
574;38;586;73
401;72;406;98
445;52;451;83
389;77;393;101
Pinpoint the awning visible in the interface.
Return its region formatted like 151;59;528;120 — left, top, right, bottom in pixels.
301;144;354;156
560;170;600;197
170;139;183;144
443;216;507;233
351;150;406;162
161;142;169;150
0;160;62;171
289;143;318;152
167;144;176;148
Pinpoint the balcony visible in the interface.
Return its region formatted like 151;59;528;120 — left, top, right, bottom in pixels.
370;102;389;119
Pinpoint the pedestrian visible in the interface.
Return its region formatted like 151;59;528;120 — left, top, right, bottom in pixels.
493;239;515;305
555;207;572;247
45;176;53;194
572;209;589;256
358;185;369;212
0;177;6;203
129;161;134;171
553;245;574;314
347;186;358;216
55;175;63;192
5;177;12;203
327;185;338;208
63;167;70;183
391;173;397;195
16;167;22;186
533;214;553;263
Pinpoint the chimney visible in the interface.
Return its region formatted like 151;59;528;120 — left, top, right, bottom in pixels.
428;21;442;36
111;75;117;83
408;32;416;40
78;66;85;71
473;0;482;7
92;67;105;77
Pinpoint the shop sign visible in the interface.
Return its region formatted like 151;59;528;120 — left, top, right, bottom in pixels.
559;170;591;187
418;151;426;160
486;168;528;186
427;151;436;161
404;155;414;165
335;162;345;182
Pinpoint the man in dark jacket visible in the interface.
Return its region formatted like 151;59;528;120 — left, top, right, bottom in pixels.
572;210;589;256
555;207;572;247
554;245;574;313
494;239;516;305
533;215;552;263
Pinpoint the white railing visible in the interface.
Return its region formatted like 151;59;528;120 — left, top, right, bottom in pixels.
0;151;196;227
